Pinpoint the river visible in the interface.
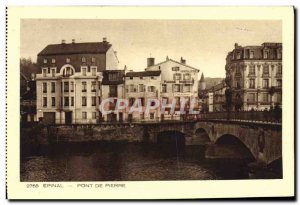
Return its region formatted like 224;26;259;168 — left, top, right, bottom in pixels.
20;141;282;181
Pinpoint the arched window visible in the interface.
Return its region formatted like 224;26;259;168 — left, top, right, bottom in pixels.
60;65;75;77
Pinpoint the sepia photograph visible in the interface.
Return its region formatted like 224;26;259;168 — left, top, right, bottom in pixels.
20;19;283;181
6;6;294;199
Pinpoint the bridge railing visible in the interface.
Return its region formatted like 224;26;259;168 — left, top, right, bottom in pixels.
197;110;282;123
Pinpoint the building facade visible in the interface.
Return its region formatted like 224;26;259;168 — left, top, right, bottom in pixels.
206;80;227;112
225;42;282;111
125;70;161;121
36;38;120;124
145;57;200;120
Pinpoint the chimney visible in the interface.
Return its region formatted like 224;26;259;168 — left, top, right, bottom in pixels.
234;43;239;49
180;57;186;64
61;39;66;44
147;57;155;67
103;37;107;42
72;39;75;44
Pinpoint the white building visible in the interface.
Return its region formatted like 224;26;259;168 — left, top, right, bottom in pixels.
36;38;120;124
145;57;200;120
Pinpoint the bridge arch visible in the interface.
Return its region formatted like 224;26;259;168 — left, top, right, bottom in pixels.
215;134;255;162
194;128;211;144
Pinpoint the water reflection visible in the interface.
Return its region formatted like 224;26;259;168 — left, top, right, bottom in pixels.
20;141;282;181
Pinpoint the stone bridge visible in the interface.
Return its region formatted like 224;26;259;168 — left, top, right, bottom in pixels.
143;120;282;165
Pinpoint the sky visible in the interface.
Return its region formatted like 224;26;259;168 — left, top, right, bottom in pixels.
21;19;281;78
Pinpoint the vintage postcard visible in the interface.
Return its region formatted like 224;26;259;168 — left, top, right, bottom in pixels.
6;6;294;199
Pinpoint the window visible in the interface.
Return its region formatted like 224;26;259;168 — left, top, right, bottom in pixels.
42;68;47;77
51;58;55;63
148;86;155;92
82;67;87;76
91;81;97;92
91;57;96;63
140;77;143;80
174;84;180;92
140;113;145;120
277;93;282;103
172;67;179;71
82;97;87;106
175;97;180;105
277;65;282;74
66;58;70;63
162;84;167;93
277;50;282;59
248;93;255;103
82;112;87;119
91;96;96;106
140;98;145;106
129;84;135;92
277;79;282;87
262;93;269;103
263;65;269;74
109;85;118;97
249;65;255;74
70;82;74;92
129;77;133;80
249;79;255;89
82;82;87;92
249;51;254;59
138;84;144;92
263;79;269;88
43;97;47;107
82;57;86;63
92;112;97;119
129;98;135;106
150;113;154;119
183;73;191;80
63;67;73;77
183;84;191;92
51;68;55;77
51;97;55;107
91;67;96;76
64;82;69;92
43;59;47;64
109;73;119;81
64;97;69;106
236;52;241;59
174;73;181;81
51;82;55;93
71;97;74;106
263;51;269;59
43;83;47;93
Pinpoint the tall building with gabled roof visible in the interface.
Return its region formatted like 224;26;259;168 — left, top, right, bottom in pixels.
36;38;122;124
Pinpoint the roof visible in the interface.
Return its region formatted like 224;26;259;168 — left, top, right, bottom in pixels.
38;42;112;56
145;58;200;71
207;81;227;92
126;70;161;77
200;73;205;82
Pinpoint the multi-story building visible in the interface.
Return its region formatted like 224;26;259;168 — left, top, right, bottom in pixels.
125;70;161;121
145;57;200;120
225;42;282;111
101;69;125;122
206;80;227;112
36;38;119;124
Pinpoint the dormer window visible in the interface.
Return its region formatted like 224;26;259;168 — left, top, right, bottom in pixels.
82;57;86;63
236;52;241;59
51;58;56;63
263;51;269;59
66;58;70;63
91;57;96;63
249;51;254;59
43;59;47;64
